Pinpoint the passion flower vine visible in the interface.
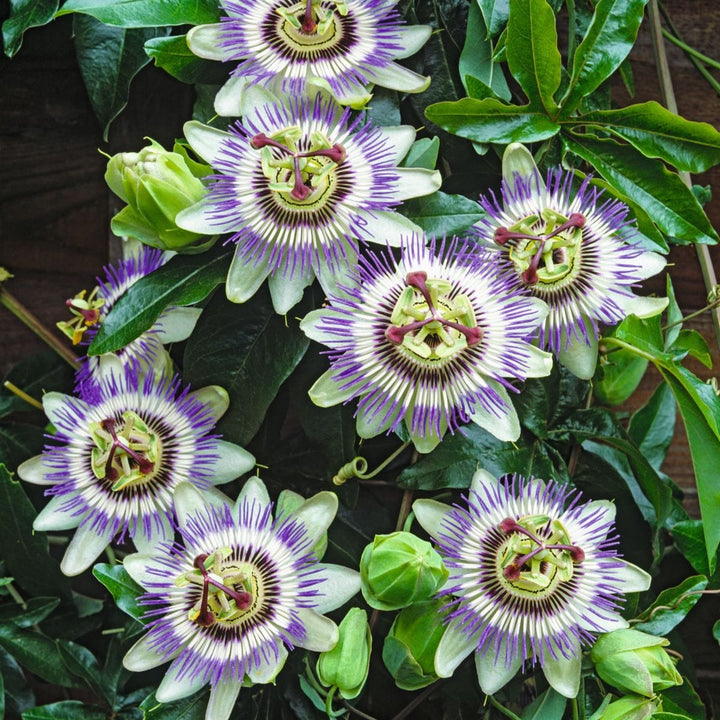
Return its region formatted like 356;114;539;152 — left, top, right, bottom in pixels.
474;144;668;380
177;89;440;313
186;0;432;113
413;470;651;698
122;479;361;720
300;235;553;453
17;369;254;576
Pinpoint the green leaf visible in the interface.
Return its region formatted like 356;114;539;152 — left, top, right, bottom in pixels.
0;646;34;715
0;466;72;600
594;347;648;406
672;520;717;577
57;641;110;706
564;133;719;244
627;382;676;471
506;0;561;112
401;191;485;237
0;597;60;627
57;0;220;26
477;0;509;37
2;0;58;57
561;0;649;114
92;564;146;623
0;626;78;687
0;350;74;418
634;575;708;635
660;681;707;720
73;15;168;141
669;329;712;368
425;97;560;144
89;248;231;355
459;0;510;100
144;35;228;85
183;286;311;446
579;102;720;173
0;423;45;471
139;690;209;720
402;137;440;170
521;688;566;720
21;702;107;720
664;275;683;349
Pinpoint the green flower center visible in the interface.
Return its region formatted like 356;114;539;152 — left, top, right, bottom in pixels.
180;550;259;627
385;271;482;361
495;210;585;287
57;286;104;345
277;0;347;43
251;127;345;209
89;411;160;491
496;515;584;596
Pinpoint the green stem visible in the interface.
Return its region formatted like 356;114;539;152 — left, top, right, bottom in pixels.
661;28;720;71
486;694;523;720
3;381;44;410
662;297;720;331
394;488;414;532
572;697;580;720
333;442;411;485
602;336;656;362
6;581;26;609
391;682;442;720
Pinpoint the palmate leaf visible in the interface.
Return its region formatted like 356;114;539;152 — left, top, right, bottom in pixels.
633;575;708;636
2;0;58;57
57;0;220;27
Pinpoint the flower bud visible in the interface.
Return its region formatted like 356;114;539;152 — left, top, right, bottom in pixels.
591;629;683;698
360;531;448;611
382;598;448;690
593;695;658;720
105;139;212;252
316;608;371;699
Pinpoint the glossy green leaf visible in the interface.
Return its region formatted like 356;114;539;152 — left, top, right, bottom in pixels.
660;681;707;720
627;382;676;471
579;102;720;173
506;0;561;112
594;347;648;407
561;0;649;114
521;688;566;720
0;423;44;471
0;626;78;687
144;35;228;84
669;329;712;368
139;690;209;720
2;0;58;57
459;0;510;100
57;0;219;26
0;466;72;600
57;641;110;705
425;98;560;143
477;0;509;37
92;564;146;623
402;191;485;237
634;575;708;635
564;133;719;244
73;15;168;141
21;702;107;720
89;247;231;355
183;287;311;446
672;520;717;577
0;646;34;715
402;137;440;170
0;597;60;627
664;275;683;349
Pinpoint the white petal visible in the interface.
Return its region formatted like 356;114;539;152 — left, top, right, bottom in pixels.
300;310;336;346
325;77;372;109
174;482;212;534
235;476;271;517
17;455;52;485
132;512;174;553
33;495;82;531
294;609;339;652
308;370;355;407
213;75;248;118
314;245;358;299
615;294;669;319
393;25;433;59
470;468;498;494
123;553;162;589
377;126;417;164
154;307;202;343
182;120;229;165
61;523;115;577
43;392;87;428
123;633;177;672
356;210;421;247
584;499;617;526
186;24;226;61
188;385;230;424
434;618;478;677
312;564;361;613
175;201;219;235
542;642;582;698
412;499;452;539
268;269;312;315
557;327;598;380
411;431;443;454
613;559;652;593
240;84;285;124
356;402;403;439
225;250;271;304
469;383;520;442
474;636;523;695
288;492;338;545
365;61;431;94
579;610;629;634
632;250;667;281
525;344;554;378
502;143;544;197
392;168;442;201
206;679;241;720
210;441;256;485
156;660;208;703
247;646;287;684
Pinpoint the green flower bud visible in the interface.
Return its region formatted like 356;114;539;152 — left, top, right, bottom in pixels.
591;629;683;698
316;608;371;699
382;598;448;690
593;695;658;720
105;139;212;252
275;489;328;560
360;531;448;611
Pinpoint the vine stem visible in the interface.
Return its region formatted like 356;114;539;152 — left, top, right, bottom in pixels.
391;682;443;720
486;694;523;720
648;0;720;351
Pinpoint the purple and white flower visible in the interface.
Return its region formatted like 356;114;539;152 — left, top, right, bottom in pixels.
187;0;431;113
301;235;553;453
474;144;667;379
177;89;440;314
18;369;254;576
413;470;651;698
122;479;360;720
